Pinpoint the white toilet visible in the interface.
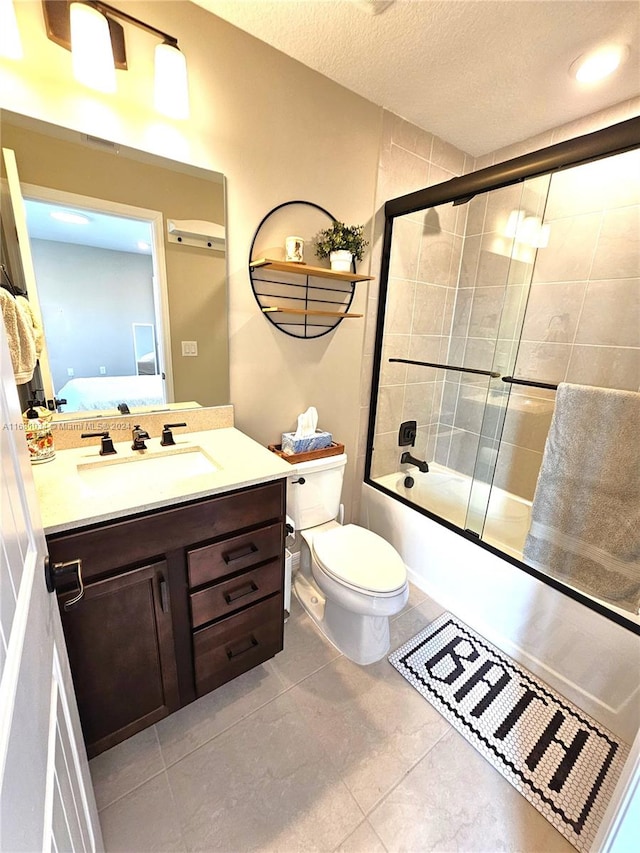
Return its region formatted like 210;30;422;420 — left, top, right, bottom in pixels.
287;453;409;665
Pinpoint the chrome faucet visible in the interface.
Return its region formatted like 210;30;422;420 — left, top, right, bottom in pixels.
131;424;150;451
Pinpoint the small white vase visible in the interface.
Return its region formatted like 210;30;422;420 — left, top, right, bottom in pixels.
329;250;353;272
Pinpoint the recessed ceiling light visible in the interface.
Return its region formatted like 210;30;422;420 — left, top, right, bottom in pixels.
50;210;91;225
571;44;629;84
137;241;151;252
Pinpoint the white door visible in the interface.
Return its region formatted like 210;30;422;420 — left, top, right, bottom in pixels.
0;320;102;848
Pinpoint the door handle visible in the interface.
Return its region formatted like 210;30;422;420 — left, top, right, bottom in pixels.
45;556;84;610
159;576;170;613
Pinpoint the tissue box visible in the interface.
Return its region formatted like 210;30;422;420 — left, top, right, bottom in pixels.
281;430;333;456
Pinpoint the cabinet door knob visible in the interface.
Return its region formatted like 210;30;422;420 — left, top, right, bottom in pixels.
45;557;85;610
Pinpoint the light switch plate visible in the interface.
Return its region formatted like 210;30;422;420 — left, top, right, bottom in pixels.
181;341;198;356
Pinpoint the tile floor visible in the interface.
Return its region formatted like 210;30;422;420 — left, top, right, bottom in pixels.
90;585;575;852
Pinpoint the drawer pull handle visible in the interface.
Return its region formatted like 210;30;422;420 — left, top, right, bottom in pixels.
224;581;258;604
223;543;258;564
226;635;258;660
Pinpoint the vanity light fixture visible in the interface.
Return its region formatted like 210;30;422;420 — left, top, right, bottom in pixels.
570;44;629;84
42;0;190;119
70;1;116;93
0;0;23;60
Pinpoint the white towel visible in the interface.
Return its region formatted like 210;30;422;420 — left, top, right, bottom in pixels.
0;289;37;384
16;295;44;359
523;383;640;613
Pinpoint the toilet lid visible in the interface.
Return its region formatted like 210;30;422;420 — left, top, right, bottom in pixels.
312;524;407;594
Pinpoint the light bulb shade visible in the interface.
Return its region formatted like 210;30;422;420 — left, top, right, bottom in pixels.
0;0;23;60
154;42;189;120
70;2;116;94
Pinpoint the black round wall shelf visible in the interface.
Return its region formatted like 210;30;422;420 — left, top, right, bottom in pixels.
248;200;372;339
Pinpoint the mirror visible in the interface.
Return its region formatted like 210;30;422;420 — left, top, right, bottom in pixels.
0;109;229;416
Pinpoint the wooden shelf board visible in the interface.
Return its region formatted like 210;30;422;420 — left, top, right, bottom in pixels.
250;258;373;283
262;306;363;318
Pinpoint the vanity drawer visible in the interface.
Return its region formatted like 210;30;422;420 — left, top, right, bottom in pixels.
193;595;283;697
190;559;282;628
187;522;282;588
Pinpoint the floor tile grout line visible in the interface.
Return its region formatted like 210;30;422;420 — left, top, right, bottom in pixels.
153;725;190;853
96;765;167;814
359;725;454;821
145;598;426;779
331;816;390;853
158;651;345;771
94;595;428;815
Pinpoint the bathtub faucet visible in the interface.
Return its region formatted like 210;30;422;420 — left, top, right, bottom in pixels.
400;452;429;473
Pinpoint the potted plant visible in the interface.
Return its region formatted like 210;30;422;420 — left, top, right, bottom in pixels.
314;221;369;272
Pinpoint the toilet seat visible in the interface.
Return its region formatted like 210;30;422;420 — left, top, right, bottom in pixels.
312;524;407;596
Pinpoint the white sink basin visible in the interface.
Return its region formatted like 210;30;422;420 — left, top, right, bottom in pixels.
77;447;220;492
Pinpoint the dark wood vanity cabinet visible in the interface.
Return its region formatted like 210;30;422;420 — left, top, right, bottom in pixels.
47;479;286;758
58;560;180;757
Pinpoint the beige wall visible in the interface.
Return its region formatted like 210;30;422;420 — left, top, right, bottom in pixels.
0;1;382;517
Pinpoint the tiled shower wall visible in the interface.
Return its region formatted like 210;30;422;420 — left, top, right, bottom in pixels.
360;113;472;489
357;97;640;520
434;174;550;492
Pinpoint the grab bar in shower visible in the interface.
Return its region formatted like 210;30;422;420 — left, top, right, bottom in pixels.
388;358;501;378
501;376;558;391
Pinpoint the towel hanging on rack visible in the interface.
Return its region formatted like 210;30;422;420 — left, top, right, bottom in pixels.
523;382;640;613
0;288;37;384
16;295;43;359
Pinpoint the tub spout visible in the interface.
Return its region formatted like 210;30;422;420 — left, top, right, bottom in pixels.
400;452;429;473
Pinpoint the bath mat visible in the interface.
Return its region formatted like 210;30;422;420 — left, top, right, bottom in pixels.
388;613;629;852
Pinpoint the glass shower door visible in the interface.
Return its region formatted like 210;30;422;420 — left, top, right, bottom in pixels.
463;173;552;545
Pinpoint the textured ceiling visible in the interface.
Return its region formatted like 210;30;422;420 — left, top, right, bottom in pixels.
194;0;639;156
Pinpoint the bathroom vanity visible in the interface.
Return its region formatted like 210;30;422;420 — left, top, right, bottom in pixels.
34;423;290;758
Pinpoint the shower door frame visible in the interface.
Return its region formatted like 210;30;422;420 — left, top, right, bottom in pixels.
365;115;640;635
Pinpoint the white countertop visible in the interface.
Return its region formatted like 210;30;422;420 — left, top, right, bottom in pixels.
33;427;292;535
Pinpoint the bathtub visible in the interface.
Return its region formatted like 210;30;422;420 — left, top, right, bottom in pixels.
375;463;532;561
361;473;640;742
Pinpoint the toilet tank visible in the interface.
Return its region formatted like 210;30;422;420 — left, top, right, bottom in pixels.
287;453;347;531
